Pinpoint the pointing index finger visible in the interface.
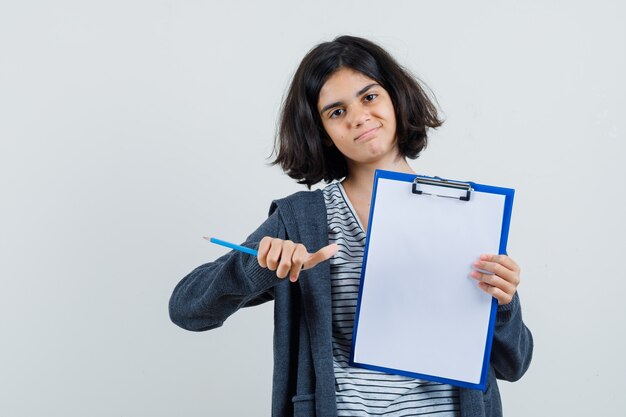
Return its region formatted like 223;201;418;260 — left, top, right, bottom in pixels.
303;243;339;270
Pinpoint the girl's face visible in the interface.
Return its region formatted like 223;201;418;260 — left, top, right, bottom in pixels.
317;67;399;169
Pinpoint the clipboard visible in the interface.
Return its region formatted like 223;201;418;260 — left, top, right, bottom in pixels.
349;169;514;391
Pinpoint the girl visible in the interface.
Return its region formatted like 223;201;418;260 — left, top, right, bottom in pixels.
169;35;533;417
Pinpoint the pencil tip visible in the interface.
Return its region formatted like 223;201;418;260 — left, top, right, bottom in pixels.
202;236;211;241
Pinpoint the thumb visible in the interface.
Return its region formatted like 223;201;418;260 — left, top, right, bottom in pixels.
303;243;339;270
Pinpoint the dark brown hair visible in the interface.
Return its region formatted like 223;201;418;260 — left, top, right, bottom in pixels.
273;35;443;188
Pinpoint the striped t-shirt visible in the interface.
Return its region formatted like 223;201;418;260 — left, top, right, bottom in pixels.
323;182;460;417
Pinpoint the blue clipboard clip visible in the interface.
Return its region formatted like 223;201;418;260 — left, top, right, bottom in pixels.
412;176;473;201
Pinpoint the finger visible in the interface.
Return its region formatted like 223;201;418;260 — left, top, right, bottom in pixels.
257;237;273;268
477;281;513;305
473;259;519;285
470;270;516;295
276;241;296;279
480;254;519;272
289;244;308;282
266;238;284;271
303;243;339;270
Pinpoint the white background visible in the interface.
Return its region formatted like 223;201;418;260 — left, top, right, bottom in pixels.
1;1;624;416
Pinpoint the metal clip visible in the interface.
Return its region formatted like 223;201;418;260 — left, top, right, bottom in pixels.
412;176;472;201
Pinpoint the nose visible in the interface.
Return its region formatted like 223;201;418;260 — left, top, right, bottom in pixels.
348;103;370;128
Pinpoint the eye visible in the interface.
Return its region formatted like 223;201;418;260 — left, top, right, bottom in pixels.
364;93;378;102
329;108;345;119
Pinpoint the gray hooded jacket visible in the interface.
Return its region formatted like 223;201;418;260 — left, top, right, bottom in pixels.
169;190;533;417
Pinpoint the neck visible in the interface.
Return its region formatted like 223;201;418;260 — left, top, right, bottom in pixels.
342;155;415;202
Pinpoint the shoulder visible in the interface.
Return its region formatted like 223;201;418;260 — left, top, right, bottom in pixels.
269;189;325;216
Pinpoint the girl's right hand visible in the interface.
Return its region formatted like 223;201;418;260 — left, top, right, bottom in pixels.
257;237;339;282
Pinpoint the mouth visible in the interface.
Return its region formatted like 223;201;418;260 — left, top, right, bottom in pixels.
354;126;381;142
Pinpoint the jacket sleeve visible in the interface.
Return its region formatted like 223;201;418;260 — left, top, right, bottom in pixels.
168;207;287;332
490;292;534;381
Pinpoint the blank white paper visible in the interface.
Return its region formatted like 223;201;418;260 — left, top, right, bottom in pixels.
352;177;506;385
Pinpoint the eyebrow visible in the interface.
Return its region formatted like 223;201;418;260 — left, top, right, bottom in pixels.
319;83;379;115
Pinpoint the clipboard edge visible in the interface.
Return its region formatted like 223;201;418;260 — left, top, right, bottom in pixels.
347;359;488;391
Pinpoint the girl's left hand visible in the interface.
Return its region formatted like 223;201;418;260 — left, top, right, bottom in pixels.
470;254;521;305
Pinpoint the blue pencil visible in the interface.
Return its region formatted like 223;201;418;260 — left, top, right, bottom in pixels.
204;236;259;256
